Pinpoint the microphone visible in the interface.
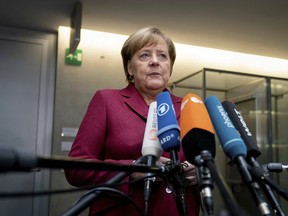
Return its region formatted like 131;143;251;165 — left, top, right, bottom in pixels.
156;92;180;152
0;148;38;172
180;93;216;163
0;147;163;174
142;101;162;159
180;93;215;216
205;96;272;216
141;101;162;214
266;163;288;172
156;91;186;216
204;96;247;162
222;100;261;159
222;100;286;215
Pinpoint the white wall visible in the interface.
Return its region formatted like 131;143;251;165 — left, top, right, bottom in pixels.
50;26;288;215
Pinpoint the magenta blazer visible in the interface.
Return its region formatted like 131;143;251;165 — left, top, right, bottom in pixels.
65;83;200;216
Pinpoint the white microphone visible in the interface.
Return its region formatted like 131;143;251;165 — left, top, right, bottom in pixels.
142;101;162;159
141;101;162;213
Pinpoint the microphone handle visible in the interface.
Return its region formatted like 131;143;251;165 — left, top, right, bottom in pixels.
260;183;286;216
195;153;214;216
144;155;156;208
234;156;272;216
201;151;244;216
248;157;286;216
262;177;288;201
246;156;285;216
169;149;187;216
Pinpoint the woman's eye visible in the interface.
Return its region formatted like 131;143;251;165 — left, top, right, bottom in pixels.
158;53;167;61
139;53;150;61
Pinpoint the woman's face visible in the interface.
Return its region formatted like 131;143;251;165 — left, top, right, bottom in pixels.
128;37;171;94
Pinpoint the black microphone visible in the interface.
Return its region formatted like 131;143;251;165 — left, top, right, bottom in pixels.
205;96;272;216
0;148;38;172
221;99;265;176
141;101;162;214
180;93;215;216
222;100;261;159
0;147;163;174
156;92;186;216
222;100;286;216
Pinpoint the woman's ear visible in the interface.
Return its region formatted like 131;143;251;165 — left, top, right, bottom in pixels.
127;60;133;76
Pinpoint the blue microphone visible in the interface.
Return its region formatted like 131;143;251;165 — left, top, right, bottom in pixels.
156;92;180;152
204;96;246;161
204;96;251;183
156;92;186;216
204;96;273;215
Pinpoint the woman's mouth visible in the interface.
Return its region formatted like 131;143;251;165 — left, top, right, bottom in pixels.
149;72;161;76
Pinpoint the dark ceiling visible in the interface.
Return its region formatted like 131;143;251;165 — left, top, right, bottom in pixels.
1;0;288;60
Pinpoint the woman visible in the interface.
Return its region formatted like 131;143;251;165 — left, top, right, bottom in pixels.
65;26;200;216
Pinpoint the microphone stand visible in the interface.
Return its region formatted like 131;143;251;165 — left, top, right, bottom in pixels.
168;149;187;216
143;155;156;216
233;156;272;216
250;163;288;201
247;157;286;216
261;177;288;201
199;150;245;216
194;154;214;216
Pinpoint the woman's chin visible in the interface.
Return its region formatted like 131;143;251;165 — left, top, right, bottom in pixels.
146;82;166;91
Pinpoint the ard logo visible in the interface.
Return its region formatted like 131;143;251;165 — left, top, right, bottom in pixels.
157;103;169;116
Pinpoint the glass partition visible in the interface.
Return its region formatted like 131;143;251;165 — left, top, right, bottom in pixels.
170;68;288;215
270;78;288;212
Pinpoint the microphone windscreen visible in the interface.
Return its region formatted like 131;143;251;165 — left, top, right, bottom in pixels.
0;147;37;171
222;100;261;158
156;92;180;152
180;93;216;163
141;101;163;159
204;96;247;160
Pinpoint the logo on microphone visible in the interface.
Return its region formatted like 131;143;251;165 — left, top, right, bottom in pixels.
234;108;252;136
181;95;203;110
159;132;180;145
217;105;234;128
157;103;169;116
148;129;158;140
191;96;203;104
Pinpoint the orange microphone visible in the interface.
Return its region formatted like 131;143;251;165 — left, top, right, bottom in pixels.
180;93;216;216
180;93;215;163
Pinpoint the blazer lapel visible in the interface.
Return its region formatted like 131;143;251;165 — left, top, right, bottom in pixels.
122;84;149;120
121;83;182;121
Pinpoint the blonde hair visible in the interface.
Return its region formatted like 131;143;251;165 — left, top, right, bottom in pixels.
121;26;176;83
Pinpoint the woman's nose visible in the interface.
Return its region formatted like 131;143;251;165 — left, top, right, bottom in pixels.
149;54;159;65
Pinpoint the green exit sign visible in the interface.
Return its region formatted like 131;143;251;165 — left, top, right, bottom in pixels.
65;48;82;65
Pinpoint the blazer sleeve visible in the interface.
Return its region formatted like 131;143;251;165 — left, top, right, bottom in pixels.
65;90;133;191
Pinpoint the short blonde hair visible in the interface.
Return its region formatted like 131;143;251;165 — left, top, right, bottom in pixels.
121;26;176;83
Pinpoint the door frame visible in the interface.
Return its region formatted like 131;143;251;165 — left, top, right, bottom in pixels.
0;25;56;216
